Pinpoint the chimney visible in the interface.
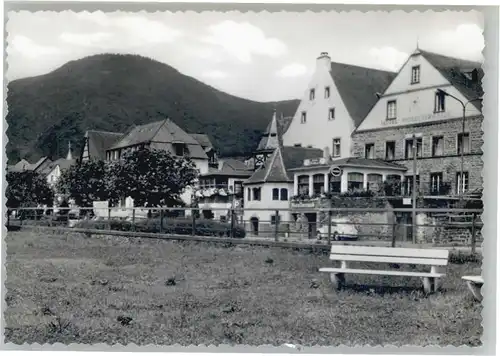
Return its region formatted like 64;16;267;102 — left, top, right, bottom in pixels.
316;52;331;72
323;146;330;160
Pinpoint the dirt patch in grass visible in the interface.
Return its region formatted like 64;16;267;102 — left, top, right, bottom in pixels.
4;230;482;346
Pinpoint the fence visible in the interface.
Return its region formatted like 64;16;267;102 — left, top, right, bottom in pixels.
6;205;483;253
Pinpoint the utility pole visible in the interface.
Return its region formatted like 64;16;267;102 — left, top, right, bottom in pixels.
412;133;417;244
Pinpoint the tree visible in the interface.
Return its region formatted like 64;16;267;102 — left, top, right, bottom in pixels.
56;159;110;207
6;170;54;210
107;148;199;208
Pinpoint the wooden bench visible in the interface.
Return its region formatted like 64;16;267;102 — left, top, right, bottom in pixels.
319;245;449;294
462;275;483;301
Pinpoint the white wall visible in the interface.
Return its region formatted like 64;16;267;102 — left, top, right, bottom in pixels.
282;55;355;157
243;182;293;224
46;165;61;186
357;53;482;132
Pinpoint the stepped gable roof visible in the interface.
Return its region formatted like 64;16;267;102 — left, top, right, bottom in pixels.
329;61;397;128
85;130;124;160
419;49;483;110
245;146;323;184
109;119;208;159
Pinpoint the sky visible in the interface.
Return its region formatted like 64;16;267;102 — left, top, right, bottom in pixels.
7;10;484;102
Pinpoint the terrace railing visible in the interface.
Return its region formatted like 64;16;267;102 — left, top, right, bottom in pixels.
7;206;483;253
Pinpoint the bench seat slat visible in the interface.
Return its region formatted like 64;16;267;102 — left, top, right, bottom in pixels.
462;276;484;284
329;254;449;266
319;267;444;278
330;245;449;260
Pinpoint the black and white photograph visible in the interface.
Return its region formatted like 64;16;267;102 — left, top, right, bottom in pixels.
2;4;493;349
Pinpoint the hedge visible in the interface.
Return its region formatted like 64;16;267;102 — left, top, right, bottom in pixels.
73;217;246;238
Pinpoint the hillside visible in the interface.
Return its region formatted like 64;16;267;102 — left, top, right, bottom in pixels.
6;54;299;163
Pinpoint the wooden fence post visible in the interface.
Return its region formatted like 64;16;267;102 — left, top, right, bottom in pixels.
274;210;279;242
327;210;332;245
132;208;136;231
230;209;235;238
471;212;477;254
107;207;111;230
159;209;164;234
391;214;397;248
191;210;196;236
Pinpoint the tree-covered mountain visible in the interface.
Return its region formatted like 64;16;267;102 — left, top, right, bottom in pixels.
6;54;299;163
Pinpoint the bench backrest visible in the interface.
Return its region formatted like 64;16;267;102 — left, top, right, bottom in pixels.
329;245;449;266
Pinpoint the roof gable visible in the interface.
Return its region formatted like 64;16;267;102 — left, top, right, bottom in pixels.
86;130;124;160
330;61;397;128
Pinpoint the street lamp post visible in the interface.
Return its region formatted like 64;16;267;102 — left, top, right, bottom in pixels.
436;89;482;201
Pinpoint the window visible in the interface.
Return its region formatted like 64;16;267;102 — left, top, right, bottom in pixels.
403;175;420;196
252;187;261;201
328;108;335;121
430;172;443;195
385;141;396;160
300;112;307;124
367;174;383;192
405;137;422;159
329;174;341;193
270;214;281;225
411;65;420;84
456;172;469;194
313;174;325;195
457;133;470;155
434;92;445;112
347;172;364;191
387;100;397;120
386;175;402;196
365;143;375;159
174;143;186;157
309;89;315;100
325;86;330;98
293;143;302;147
272;188;279;200
298;175;309;195
332;138;341;157
280;188;288;201
432;136;444;156
247;188;251;201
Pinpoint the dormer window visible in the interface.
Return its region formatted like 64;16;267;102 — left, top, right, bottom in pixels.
325;87;330;98
173;143;187;157
411;65;420;84
309;89;315;100
300;111;307;124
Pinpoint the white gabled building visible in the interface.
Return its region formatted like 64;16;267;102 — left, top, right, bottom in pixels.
282;52;396;158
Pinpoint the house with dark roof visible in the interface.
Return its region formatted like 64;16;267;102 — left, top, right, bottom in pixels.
242;144;323;235
81;130;124;162
195;158;254;221
41;143;76;187
352;48;483;197
7;156;52;173
282;51;397;158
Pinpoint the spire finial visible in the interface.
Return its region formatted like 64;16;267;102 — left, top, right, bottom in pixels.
416;35;420;50
66;140;73;160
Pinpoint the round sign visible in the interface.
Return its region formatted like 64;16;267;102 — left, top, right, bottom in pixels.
330;166;342;177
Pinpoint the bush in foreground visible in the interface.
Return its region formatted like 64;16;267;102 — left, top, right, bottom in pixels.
73;217;246;238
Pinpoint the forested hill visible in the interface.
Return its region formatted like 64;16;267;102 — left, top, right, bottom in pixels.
6;53;299;163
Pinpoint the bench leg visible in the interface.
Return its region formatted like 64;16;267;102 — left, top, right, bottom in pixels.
466;281;483;302
422;277;435;294
330;273;345;291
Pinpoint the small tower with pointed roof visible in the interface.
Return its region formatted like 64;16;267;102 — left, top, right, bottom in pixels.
252;109;282;170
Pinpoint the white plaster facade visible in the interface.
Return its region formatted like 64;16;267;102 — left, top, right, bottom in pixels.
290;163;406;196
243;182;292;226
282;53;354;158
46;165;61;186
356;50;482;132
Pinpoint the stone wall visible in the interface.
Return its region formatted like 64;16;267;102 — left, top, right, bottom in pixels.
351;116;484;194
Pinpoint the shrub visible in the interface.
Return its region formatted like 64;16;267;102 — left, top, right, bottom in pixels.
73;217;246;238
